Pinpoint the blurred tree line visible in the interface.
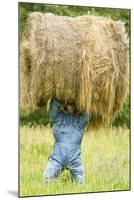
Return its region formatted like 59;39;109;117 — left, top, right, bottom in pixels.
19;2;130;128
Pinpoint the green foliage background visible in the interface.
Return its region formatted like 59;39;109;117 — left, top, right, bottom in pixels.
19;2;130;128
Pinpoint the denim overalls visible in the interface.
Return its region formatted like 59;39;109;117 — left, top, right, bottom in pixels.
43;98;89;184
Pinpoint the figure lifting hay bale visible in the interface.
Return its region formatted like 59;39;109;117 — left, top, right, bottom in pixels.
20;12;129;184
20;12;129;128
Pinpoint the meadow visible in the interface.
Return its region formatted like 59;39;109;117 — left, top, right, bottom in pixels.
19;125;130;197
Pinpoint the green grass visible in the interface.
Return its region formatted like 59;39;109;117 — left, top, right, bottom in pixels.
19;126;130;197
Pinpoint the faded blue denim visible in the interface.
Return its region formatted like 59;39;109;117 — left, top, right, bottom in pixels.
43;98;89;184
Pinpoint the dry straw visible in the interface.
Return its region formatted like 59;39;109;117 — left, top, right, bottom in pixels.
20;12;129;128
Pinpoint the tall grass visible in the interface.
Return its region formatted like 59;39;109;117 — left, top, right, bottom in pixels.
19;126;130;197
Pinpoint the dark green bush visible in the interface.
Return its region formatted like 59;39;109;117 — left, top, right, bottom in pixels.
112;95;130;128
20;107;49;127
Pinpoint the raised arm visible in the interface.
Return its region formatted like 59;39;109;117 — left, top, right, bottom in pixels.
79;112;90;127
49;98;58;123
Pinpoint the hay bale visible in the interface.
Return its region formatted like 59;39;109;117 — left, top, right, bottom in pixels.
20;12;129;128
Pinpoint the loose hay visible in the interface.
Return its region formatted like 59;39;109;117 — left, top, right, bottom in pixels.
20;12;129;128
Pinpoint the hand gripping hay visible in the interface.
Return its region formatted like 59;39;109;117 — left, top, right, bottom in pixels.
20;12;129;128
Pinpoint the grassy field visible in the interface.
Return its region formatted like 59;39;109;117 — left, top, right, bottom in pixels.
19;125;130;197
